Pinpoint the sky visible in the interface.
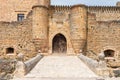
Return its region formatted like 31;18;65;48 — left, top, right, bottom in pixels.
51;0;120;6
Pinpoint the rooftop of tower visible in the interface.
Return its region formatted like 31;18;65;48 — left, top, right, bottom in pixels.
51;0;120;6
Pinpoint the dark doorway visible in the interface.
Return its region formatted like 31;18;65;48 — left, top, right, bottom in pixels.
104;49;115;57
6;47;14;54
52;34;67;53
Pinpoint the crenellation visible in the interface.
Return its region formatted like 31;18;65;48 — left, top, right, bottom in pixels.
89;6;120;12
52;5;71;13
88;6;120;21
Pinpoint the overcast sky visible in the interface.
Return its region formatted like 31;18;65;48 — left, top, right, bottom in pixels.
51;0;120;6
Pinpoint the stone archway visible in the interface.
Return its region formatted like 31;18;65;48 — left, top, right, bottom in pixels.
104;49;115;57
52;33;67;53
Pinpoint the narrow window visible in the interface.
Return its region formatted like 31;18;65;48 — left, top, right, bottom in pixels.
6;47;14;54
17;14;24;21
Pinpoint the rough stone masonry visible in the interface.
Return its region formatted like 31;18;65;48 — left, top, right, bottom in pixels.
0;0;120;63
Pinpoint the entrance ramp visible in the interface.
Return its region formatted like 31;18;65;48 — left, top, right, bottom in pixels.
13;56;98;80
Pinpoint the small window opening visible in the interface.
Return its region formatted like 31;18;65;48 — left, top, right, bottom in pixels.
6;47;14;54
104;49;115;57
17;14;24;21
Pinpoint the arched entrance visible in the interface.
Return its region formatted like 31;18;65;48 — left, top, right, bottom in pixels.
52;34;67;53
104;49;115;57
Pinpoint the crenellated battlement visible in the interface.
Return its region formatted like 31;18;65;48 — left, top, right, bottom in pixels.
50;5;71;12
50;5;120;14
88;6;120;13
88;6;120;21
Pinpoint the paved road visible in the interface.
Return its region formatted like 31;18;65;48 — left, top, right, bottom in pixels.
13;55;98;80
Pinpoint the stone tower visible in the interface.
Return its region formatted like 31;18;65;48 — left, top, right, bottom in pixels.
32;0;50;53
38;0;50;7
70;5;87;53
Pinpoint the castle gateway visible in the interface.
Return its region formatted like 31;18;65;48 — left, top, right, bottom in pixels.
0;0;120;60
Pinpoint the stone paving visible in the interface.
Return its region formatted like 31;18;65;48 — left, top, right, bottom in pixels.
13;55;98;80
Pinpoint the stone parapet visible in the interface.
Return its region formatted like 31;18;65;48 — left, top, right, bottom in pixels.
78;54;112;77
25;54;43;73
14;53;43;78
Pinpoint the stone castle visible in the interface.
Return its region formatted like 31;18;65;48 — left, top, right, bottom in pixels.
0;0;120;62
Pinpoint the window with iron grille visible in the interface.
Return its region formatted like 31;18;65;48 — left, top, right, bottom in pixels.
17;14;24;21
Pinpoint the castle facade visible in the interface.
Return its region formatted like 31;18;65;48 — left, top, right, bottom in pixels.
0;0;120;60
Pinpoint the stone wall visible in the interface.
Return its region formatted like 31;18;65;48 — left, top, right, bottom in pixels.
87;19;120;59
87;6;120;60
88;6;120;21
1;0;120;22
0;18;36;60
49;5;120;56
0;0;38;22
0;0;50;22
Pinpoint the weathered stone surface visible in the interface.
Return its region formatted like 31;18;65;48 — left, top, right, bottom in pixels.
0;0;120;59
70;5;87;53
13;53;43;78
13;61;26;78
0;0;120;78
13;56;98;80
25;54;43;73
78;54;111;77
0;59;16;73
0;59;16;80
